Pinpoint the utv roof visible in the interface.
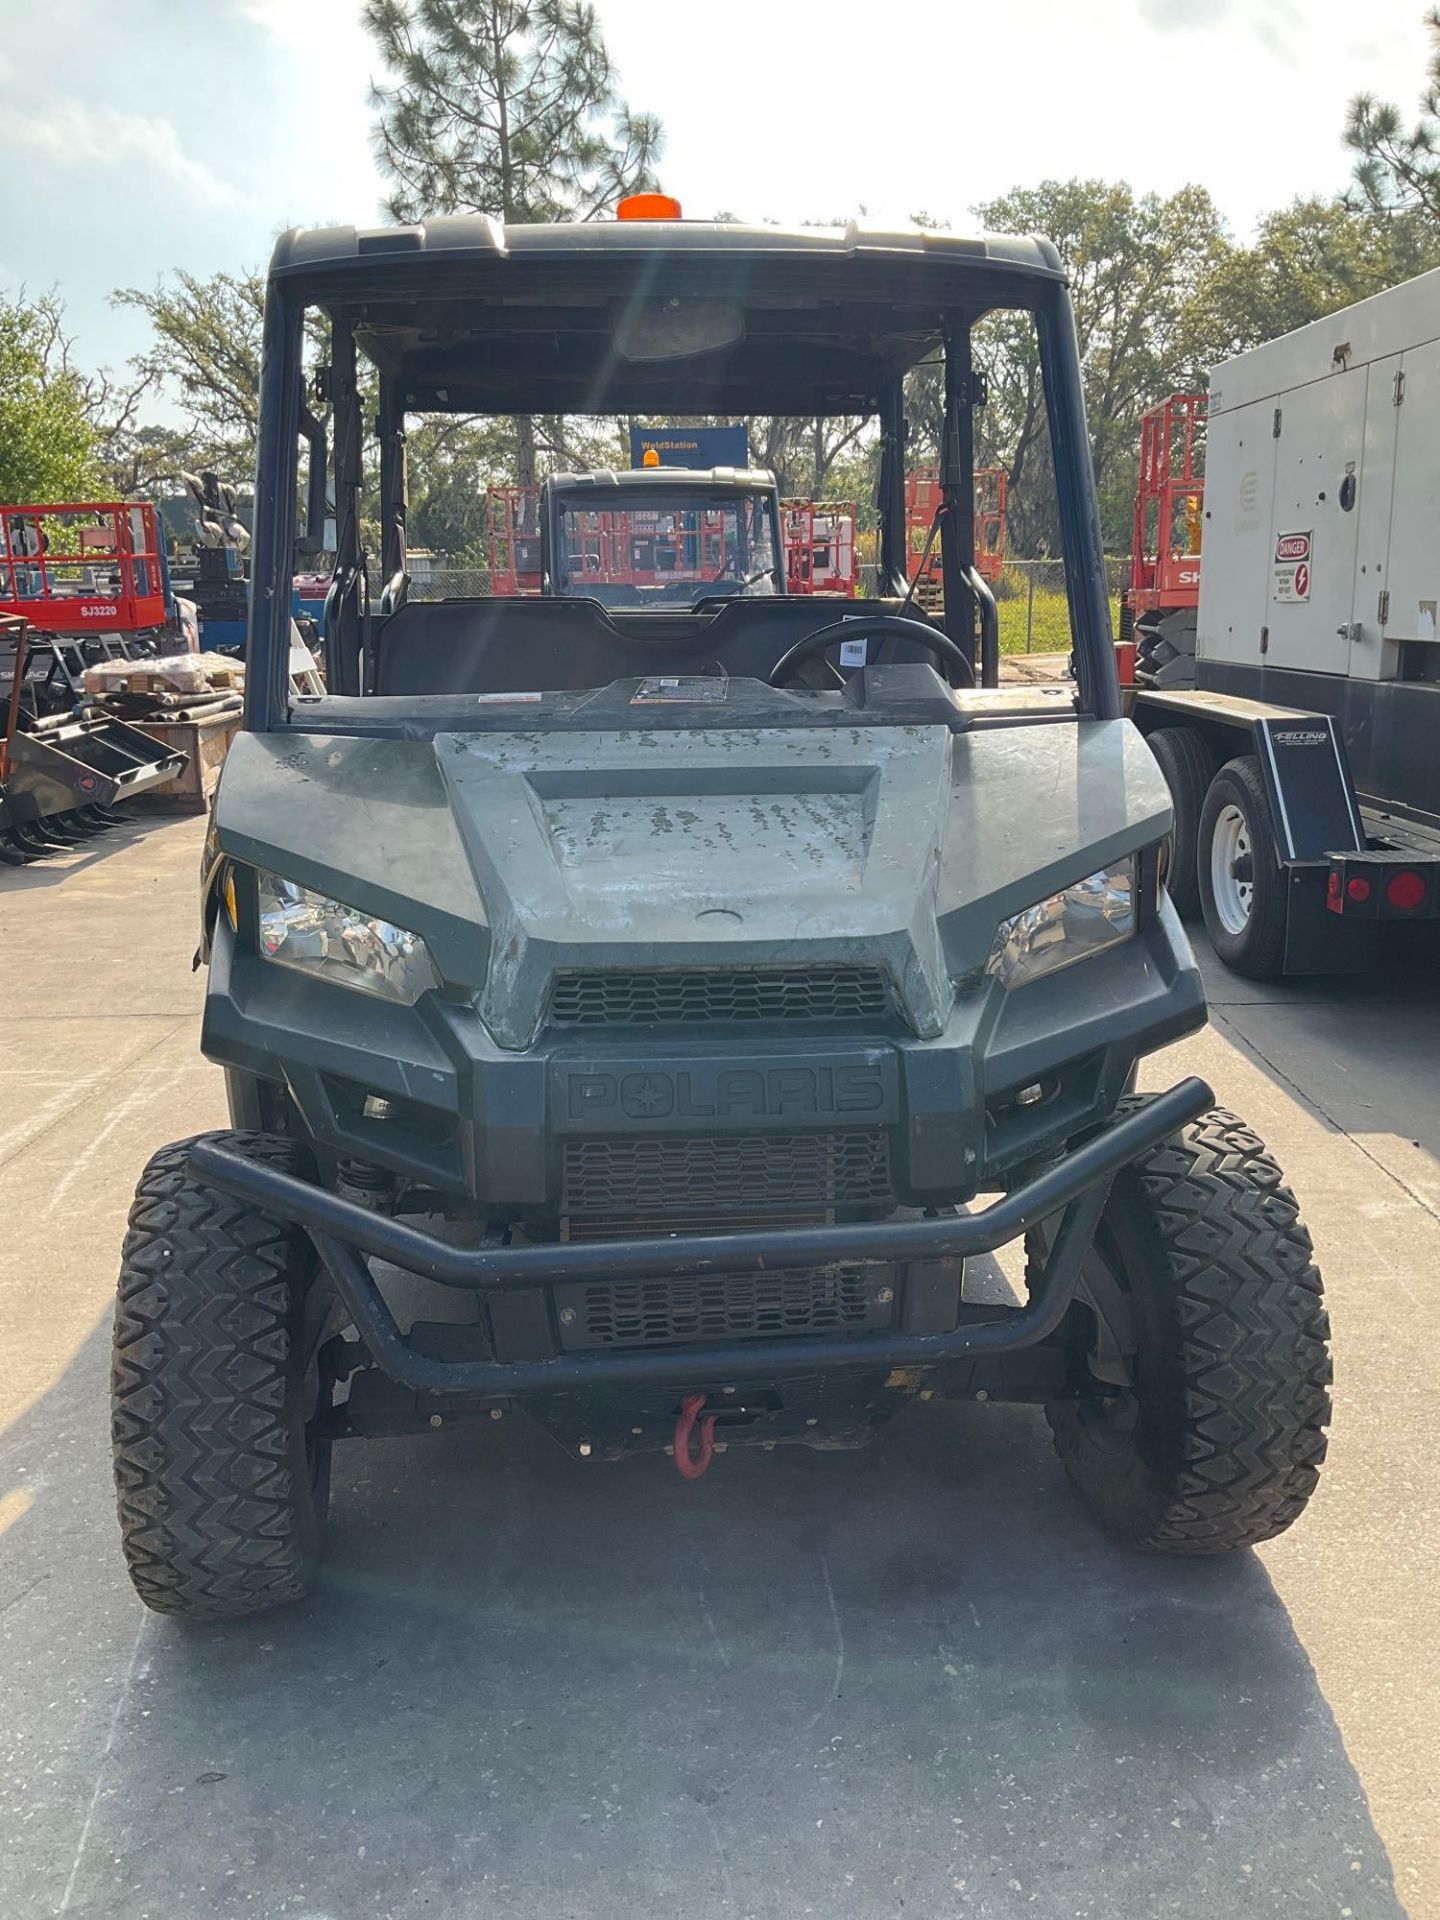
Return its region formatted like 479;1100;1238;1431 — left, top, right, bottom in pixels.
269;217;1064;279
546;467;778;495
269;217;1067;416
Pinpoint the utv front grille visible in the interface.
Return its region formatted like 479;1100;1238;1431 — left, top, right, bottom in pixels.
553;1265;896;1351
548;966;891;1027
561;1130;894;1219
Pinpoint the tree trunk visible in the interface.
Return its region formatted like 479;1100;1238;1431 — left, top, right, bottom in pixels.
516;414;537;492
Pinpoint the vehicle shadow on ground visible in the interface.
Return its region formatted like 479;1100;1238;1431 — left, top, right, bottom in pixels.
1192;939;1440;1175
14;1317;1400;1920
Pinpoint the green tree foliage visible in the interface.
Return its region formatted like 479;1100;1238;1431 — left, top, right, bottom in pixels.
1346;8;1440;224
1177;196;1440;374
113;271;267;475
365;0;662;225
366;0;662;483
0;291;99;503
958;181;1227;551
22;287;172;498
108;271;346;549
85;12;1440;567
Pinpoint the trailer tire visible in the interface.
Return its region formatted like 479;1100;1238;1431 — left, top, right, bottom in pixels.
111;1132;335;1622
1198;755;1288;977
1147;726;1214;918
1028;1104;1331;1553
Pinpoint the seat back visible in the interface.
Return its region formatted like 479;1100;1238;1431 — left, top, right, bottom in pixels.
372;595;935;697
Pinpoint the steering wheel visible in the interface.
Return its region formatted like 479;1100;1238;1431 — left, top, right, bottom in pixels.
767;614;976;689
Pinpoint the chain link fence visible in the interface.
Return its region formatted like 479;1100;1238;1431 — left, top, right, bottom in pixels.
862;557;1126;653
405;558;1129;658
409;567;492;600
993;557;1129;655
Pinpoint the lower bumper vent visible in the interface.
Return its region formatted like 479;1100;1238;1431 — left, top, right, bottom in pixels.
554;1265;896;1351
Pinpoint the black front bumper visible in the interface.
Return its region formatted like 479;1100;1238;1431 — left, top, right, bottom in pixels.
188;1076;1213;1398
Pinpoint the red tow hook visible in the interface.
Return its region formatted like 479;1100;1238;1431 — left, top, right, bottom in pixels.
673;1393;718;1480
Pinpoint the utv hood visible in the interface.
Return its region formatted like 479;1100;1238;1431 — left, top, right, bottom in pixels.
215;720;1171;1049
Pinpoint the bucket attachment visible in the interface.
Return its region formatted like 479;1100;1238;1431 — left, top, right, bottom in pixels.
3;713;186;837
1;614;188;867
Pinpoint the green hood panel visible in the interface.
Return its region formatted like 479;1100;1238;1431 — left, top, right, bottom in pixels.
214;719;1171;1051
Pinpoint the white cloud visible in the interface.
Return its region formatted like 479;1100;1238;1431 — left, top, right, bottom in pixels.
0;96;242;209
1137;0;1303;43
227;0;304;41
226;0;360;50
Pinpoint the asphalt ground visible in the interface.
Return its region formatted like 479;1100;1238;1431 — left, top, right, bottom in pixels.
2;810;1436;1920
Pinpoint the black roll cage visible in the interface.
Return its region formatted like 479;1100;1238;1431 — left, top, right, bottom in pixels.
244;228;1118;730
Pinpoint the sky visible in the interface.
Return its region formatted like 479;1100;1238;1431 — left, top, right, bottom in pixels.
0;0;1434;392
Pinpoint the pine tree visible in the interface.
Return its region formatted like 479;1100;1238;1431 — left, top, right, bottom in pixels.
1346;9;1440;225
366;1;662;485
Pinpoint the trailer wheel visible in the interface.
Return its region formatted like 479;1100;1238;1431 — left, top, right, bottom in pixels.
1146;726;1214;918
1028;1105;1331;1553
1198;755;1288;977
111;1132;338;1622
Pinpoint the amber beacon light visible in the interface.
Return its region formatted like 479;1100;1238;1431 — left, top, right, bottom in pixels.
616;193;683;220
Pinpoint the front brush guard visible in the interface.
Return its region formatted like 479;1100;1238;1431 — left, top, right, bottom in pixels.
187;1076;1214;1397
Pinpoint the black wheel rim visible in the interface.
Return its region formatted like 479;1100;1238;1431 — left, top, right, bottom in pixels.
1065;1225;1143;1450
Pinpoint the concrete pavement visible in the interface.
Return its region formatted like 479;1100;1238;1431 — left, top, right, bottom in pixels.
1;812;1436;1919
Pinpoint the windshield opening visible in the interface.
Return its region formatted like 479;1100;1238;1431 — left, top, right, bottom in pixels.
244;254;1115;726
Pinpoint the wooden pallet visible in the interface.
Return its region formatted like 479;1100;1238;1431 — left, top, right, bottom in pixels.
131;711;240;811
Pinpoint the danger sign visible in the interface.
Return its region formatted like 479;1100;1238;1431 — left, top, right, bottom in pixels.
1274;529;1312;602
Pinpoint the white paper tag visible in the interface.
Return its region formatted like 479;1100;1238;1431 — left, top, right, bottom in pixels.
838;638;868;668
475;691;542;704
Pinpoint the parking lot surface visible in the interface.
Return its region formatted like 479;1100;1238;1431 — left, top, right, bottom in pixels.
2;813;1436;1919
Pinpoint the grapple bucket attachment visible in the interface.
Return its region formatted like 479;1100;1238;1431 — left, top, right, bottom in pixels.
7;713;187;809
0;715;187;864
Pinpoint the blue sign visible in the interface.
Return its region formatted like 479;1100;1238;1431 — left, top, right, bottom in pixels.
629;424;749;470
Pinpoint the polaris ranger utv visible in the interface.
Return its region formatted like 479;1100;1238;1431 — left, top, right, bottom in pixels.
111;207;1331;1621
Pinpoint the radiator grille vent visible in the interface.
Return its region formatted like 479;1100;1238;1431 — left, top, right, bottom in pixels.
561;1129;893;1219
555;1266;894;1351
549;966;891;1027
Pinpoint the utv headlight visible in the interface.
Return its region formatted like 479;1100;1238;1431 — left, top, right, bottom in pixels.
257;872;439;1004
986;859;1136;990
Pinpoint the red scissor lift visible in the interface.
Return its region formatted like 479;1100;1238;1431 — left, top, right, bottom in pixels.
905;468;1008;610
486;487;542;595
0;502;168;635
783;501;858;596
1126;394;1205;687
606;506;730;585
0;502;186;864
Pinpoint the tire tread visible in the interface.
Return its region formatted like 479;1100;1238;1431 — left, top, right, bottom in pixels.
1032;1104;1331;1554
111;1132;321;1622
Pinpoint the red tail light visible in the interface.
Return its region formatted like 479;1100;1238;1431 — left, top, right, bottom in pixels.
1385;869;1427;912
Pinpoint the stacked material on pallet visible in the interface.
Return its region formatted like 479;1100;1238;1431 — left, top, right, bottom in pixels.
82;651;245;724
